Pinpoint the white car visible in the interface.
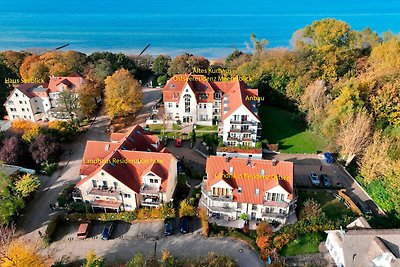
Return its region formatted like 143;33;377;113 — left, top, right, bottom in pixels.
309;172;320;185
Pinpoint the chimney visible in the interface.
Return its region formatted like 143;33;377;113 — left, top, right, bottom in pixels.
272;159;278;166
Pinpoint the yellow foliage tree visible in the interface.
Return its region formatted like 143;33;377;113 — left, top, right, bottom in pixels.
104;69;143;118
0;240;46;267
11;119;36;133
179;199;196;218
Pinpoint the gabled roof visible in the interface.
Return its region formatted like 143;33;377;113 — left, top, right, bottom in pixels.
47;74;83;93
205;156;294;204
8;83;46;100
221;80;260;121
76;124;174;194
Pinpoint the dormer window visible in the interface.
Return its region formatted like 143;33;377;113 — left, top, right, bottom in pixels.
229;166;234;173
170;84;175;88
260;169;265;175
199;93;207;100
238;187;242;193
255;188;260;195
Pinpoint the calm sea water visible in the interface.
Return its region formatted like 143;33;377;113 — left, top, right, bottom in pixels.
1;0;400;58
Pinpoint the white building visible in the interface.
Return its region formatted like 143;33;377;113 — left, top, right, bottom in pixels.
325;218;400;267
74;125;178;212
200;156;297;227
4;74;83;122
162;75;262;146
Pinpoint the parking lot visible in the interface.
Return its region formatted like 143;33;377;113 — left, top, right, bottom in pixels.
265;153;385;216
47;220;263;267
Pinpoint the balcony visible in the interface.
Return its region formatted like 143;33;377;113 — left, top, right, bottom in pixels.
230;120;258;126
261;211;287;219
263;199;289;208
91;199;122;211
140;184;160;196
201;187;234;202
141;196;161;207
87;186;121;198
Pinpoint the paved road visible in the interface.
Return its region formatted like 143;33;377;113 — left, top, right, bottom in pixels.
134;87;162;125
45;221;263;267
266;153;385;216
20;116;110;236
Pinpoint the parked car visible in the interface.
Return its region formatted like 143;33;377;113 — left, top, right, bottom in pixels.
323;152;335;164
320;174;332;187
309;172;320;185
164;220;174;236
357;202;373;216
101;222;114;240
180;216;189;234
77;221;91;239
175;138;183;147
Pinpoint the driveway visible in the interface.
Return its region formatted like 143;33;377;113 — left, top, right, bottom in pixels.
19;115;110;236
46;221;263;267
265;153;385;216
134;87;162;125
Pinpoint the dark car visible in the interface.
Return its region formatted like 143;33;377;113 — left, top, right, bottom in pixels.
180;217;189;234
358;202;373;216
323;152;335;164
101;222;114;240
164;220;174;236
320;174;332;187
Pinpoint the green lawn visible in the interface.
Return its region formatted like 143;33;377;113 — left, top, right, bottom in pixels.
280;232;326;256
148;124;165;131
172;124;182;130
195;125;217;131
259;105;327;153
297;189;354;220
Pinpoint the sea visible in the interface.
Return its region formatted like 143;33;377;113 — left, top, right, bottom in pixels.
1;0;400;58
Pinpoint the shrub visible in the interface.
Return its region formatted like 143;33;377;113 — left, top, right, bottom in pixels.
41;161;58;176
198;208;209;237
45;215;63;242
57;184;75;207
179;199;196;217
69;202;91;213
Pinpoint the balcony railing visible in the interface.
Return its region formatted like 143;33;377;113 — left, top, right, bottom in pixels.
87;185;121;198
201;187;234;202
263;199;289;208
140;184;160;195
141;197;161;206
261;211;287;218
230;120;258;126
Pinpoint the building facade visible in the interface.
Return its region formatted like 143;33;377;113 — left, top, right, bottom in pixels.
4;74;83;122
73;125;178;212
201;156;297;226
162;74;261;147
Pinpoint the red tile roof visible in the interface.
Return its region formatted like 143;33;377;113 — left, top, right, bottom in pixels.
221;81;260;121
47;75;83;93
205;156;294;205
76;125;174;194
162;75;260;121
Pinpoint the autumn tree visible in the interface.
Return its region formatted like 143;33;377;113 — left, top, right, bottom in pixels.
0;240;47;267
179;199;196;217
29;134;61;164
19;55;49;81
15;174;40;198
247;33;268;55
82;250;105;267
56;90;81;122
299;199;323;221
167;54;210;76
300;80;328;128
152;55;171;76
0;51;29;78
198;208;209;237
0;136;24;165
104;68;143;118
0;173;25;225
256;222;273;252
79;76;102;118
359;131;394;183
336;109;372;166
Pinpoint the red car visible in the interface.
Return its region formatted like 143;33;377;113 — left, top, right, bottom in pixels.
175;138;182;147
